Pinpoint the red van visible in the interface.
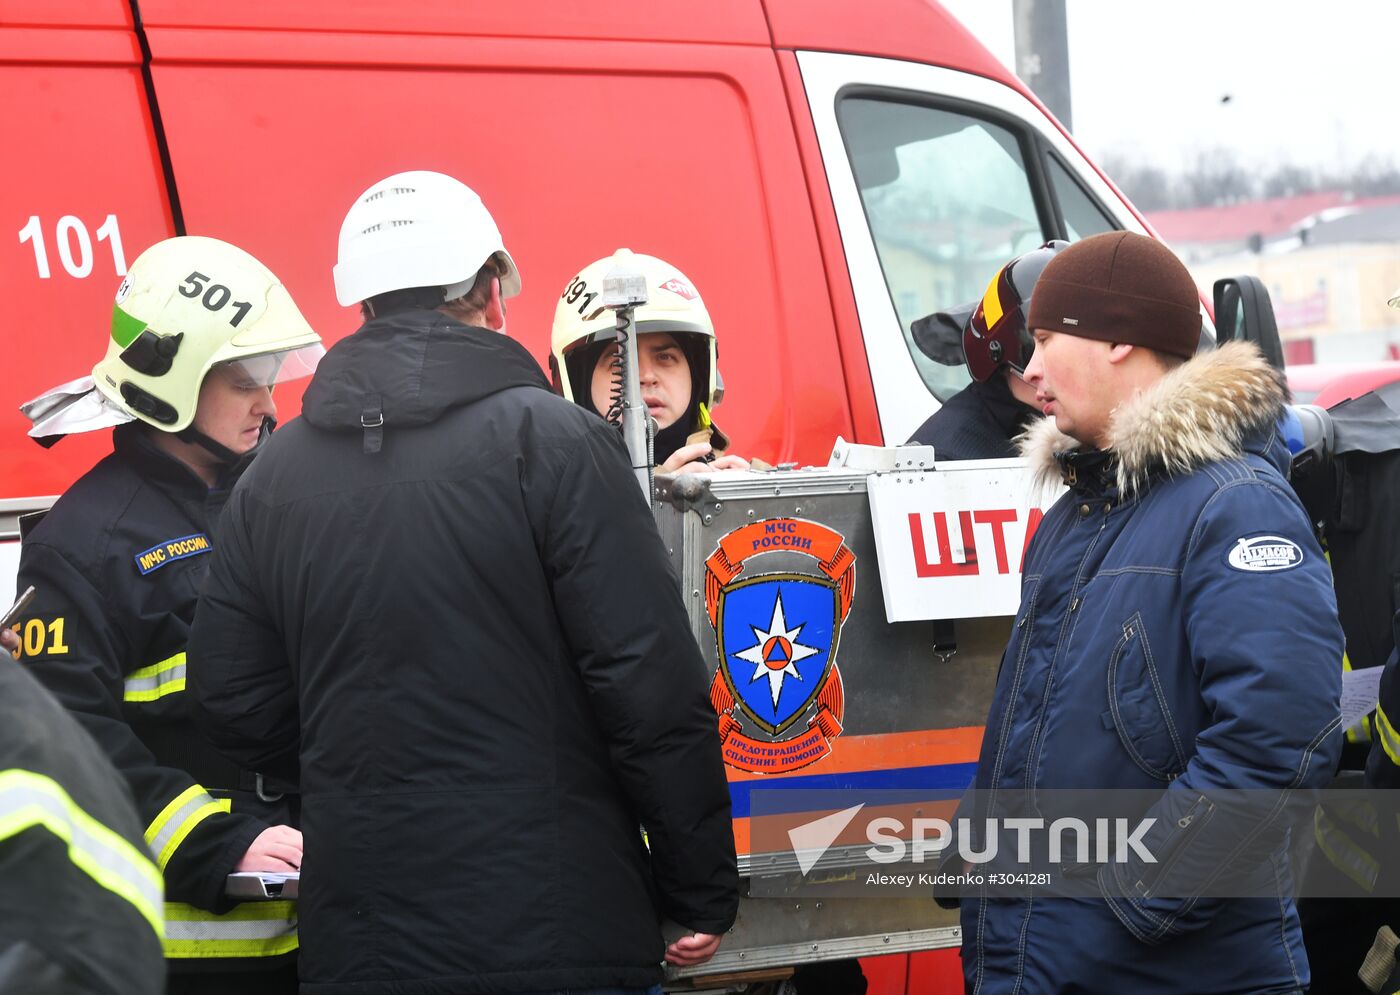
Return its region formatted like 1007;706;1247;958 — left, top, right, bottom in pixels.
2;3;1159;990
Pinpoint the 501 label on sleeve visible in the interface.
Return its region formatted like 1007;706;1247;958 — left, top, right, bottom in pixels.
8;616;70;660
17;214;127;279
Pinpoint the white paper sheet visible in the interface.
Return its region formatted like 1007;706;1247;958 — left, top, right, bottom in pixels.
228;871;299;883
1340;666;1384;731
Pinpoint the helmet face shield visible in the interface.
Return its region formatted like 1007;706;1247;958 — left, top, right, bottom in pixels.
218;343;326;390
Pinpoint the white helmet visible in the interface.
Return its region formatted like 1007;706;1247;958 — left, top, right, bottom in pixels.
549;250;720;416
333;170;521;307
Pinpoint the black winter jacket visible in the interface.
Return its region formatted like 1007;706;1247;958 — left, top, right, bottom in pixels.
0;659;164;994
190;310;738;994
906;373;1034;459
15;425;298;969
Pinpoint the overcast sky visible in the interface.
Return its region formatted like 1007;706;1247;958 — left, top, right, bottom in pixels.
944;0;1399;174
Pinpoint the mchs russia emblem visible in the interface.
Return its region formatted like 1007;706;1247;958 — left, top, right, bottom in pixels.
704;518;856;773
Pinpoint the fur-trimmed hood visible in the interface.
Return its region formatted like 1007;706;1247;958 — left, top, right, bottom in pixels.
1019;341;1288;496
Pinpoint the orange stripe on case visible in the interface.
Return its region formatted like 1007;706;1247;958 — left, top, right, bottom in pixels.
724;726;984;783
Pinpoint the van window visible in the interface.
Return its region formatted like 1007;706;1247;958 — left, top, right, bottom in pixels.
837;97;1047;400
1047;155;1117;241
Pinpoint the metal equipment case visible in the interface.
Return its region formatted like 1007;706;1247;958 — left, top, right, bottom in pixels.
654;458;1037;982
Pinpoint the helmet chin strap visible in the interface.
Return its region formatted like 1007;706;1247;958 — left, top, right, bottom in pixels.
176;418;274;467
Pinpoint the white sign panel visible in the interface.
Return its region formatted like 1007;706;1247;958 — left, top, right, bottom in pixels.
867;459;1064;622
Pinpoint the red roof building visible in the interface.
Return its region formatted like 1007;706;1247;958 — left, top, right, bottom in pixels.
1148;192;1400;257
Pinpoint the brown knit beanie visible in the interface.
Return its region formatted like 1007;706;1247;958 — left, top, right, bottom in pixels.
1025;231;1200;359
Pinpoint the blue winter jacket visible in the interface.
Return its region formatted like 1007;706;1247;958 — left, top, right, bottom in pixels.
963;344;1344;995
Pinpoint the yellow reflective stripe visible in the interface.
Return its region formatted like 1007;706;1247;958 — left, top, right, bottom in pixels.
980;272;1004;329
1348;712;1374;745
124;652;187;702
1376;703;1400;769
1328;797;1380;838
1314;806;1380;892
144;786;231;871
163;900;298;959
0;769;163;938
1336;645;1376;743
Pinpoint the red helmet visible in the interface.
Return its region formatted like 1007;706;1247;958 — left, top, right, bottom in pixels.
962;240;1069;382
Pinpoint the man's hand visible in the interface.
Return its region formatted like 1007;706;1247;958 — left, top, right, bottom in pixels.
234;825;303;872
0;629;17;655
665;931;723;967
659;442;750;475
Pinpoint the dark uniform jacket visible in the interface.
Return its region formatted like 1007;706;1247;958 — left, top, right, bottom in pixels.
963;344;1343;994
1289;383;1400;995
1293;381;1400;766
15;425;298;969
906;373;1034;459
0;659;164;994
1371;627;1400;789
189;309;739;994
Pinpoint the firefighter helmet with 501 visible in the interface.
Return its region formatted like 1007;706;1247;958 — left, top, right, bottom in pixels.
91;236;324;434
549;250;720;419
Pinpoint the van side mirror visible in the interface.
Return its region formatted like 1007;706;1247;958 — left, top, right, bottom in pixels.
1213;275;1285;372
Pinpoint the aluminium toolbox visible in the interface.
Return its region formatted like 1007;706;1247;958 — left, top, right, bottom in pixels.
653;451;1051;983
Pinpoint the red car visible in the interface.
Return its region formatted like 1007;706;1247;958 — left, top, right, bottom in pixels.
1288;362;1400;408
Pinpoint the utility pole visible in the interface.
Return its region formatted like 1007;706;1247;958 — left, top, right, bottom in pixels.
1013;0;1072;132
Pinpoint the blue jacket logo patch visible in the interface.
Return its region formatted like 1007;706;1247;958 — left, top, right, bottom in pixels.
1227;535;1302;572
134;533;213;575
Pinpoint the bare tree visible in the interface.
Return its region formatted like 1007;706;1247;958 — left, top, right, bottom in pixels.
1103;149;1400;211
1343;155;1400;197
1101;154;1176;211
1181;148;1254;207
1262;164;1318;199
